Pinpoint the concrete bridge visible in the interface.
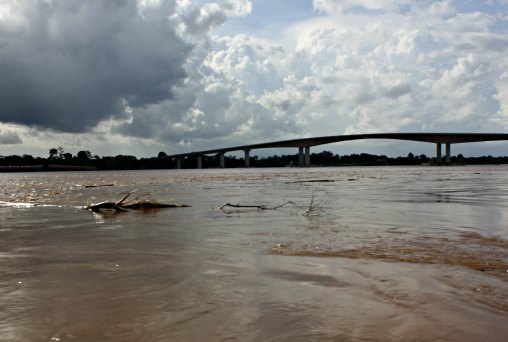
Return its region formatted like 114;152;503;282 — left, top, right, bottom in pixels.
165;133;508;168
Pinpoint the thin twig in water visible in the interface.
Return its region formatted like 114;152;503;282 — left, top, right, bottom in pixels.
219;193;333;217
219;202;298;210
298;193;325;216
271;201;299;209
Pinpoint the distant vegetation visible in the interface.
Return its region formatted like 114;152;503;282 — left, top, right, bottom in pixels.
1;147;508;171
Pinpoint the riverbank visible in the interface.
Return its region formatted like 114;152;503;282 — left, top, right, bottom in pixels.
0;164;97;172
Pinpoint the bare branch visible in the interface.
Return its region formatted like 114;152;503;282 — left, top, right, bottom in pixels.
220;203;268;210
220;201;299;210
116;189;139;206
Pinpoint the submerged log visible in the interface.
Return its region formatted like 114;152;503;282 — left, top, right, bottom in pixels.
122;202;190;209
84;184;114;188
86;202;128;212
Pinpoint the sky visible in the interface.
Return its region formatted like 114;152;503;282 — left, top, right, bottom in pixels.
1;0;508;158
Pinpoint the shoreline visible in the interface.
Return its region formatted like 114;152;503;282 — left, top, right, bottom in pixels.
0;165;97;172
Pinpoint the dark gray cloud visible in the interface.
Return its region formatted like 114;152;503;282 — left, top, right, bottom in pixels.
0;0;191;132
0;130;22;144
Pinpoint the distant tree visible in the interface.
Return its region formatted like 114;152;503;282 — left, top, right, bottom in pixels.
77;150;92;160
49;148;58;159
63;153;73;160
57;147;64;158
158;151;168;158
5;155;22;165
112;155;138;169
22;154;34;162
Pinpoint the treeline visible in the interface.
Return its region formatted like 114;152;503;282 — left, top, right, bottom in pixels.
2;148;508;171
0;148;172;170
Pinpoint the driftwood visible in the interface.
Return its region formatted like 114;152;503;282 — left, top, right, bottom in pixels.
87;201;128;212
84;184;114;188
121;202;190;209
86;190;190;213
220;194;326;216
219;202;297;210
287;179;336;184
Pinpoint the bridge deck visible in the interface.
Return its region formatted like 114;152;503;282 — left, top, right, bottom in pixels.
166;133;508;159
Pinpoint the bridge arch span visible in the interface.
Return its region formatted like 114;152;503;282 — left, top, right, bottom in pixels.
166;133;508;168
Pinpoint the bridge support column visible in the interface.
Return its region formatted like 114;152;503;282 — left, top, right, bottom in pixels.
176;158;182;169
446;143;451;165
219;152;225;168
244;149;251;168
436;143;442;165
298;147;304;167
197;155;202;169
305;146;310;166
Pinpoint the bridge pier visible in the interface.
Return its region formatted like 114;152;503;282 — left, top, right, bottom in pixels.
298;147;304;167
298;146;311;166
219;152;225;168
176;158;182;169
244;149;251;168
197;155;203;169
305;146;310;166
436;143;442;165
436;143;452;165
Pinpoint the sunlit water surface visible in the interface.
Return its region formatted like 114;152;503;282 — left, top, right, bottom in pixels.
1;166;508;341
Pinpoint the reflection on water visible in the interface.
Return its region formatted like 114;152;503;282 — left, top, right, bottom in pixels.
1;166;508;341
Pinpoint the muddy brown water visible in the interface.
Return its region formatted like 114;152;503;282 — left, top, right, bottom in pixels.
1;166;507;341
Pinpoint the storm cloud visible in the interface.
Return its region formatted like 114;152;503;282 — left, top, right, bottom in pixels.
0;0;191;132
0;129;21;144
2;0;508;158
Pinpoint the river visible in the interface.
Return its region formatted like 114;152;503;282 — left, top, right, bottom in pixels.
1;166;507;341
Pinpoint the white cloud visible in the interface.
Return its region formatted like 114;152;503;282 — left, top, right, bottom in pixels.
312;0;410;14
2;0;508;157
174;0;251;39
